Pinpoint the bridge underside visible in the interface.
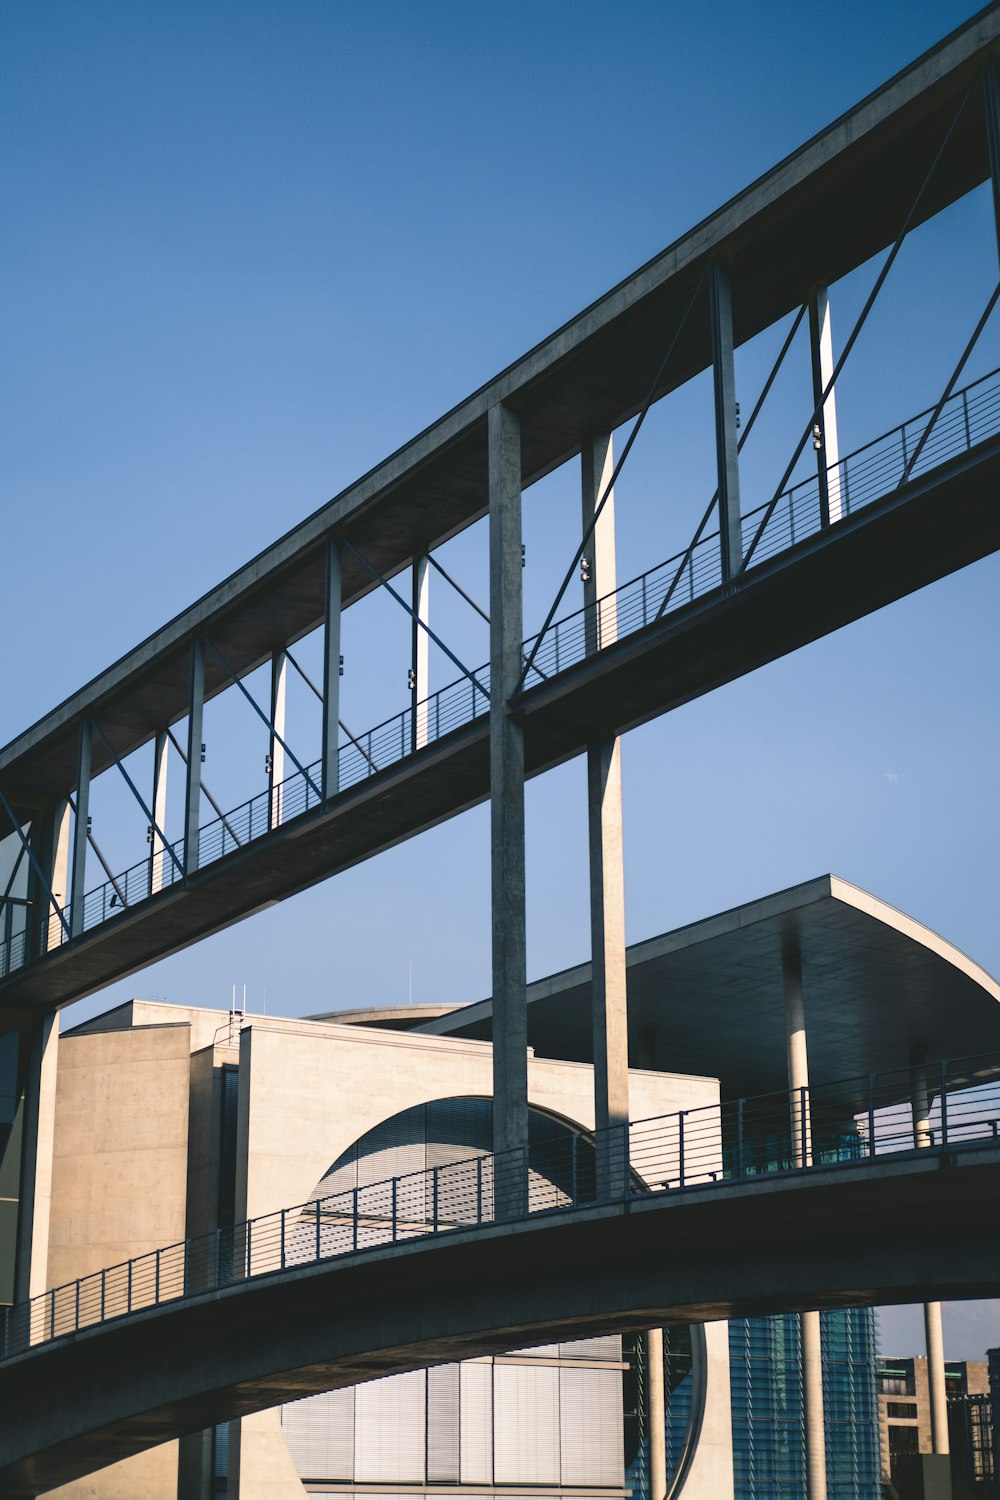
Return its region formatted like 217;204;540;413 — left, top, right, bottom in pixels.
2;1145;999;1498
3;438;998;1016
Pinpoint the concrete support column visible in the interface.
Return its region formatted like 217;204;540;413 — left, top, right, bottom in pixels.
40;800;70;950
983;59;1000;272
13;1013;58;1304
581;433;628;1198
809;286;842;526
782;947;826;1500
411;556;430;751
710;259;743;583
69;719;92;938
322;538;343;799
911;1054;950;1457
150;731;169;895
269;650;287;829
646;1327;667;1500
184;638;205;877
489;402;528;1183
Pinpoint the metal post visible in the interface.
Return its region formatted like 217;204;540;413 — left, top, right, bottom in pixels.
280;1208;286;1270
710;259;742;582
49;1286;55;1338
316;1201;322;1261
322;537;343;799
184;637;205;876
489;402;528;1207
940;1059;949;1145
75;1277;80;1330
150;730;169;894
100;1267;105;1322
868;1074;877;1157
432;1166;439;1232
269;650;287;829
678;1112;685;1188
809;286;842;526
155;1248;160;1303
411;556;430;751
352;1187;359;1251
69;719;92;938
126;1258;132;1314
392;1178;398;1241
476;1155;483;1224
735;1099;744;1179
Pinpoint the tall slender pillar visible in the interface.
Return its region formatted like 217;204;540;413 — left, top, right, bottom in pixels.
184;638;205;877
710;259;743;583
489;402;528;1184
69;719;92;938
269;650;287;828
411;556;430;751
322;537;343;799
646;1327;667;1500
809;287;842;526
582;433;628;1198
150;732;169;895
39;799;70;950
983;60;1000;271
911;1054;950;1456
13;1013;58;1304
782;947;827;1500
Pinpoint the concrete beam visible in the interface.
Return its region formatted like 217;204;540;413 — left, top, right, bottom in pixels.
412;557;430;751
150;732;168;897
268;652;287;830
489;403;528;1173
184;639;205;878
581;434;628;1199
710;260;742;581
782;947;827;1500
809;286;843;526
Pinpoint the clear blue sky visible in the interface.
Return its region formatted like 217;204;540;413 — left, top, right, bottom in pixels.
3;0;999;1355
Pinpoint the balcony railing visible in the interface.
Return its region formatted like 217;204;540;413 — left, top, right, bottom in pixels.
3;1051;998;1361
3;368;999;979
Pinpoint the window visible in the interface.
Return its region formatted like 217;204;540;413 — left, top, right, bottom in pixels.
889;1425;920;1455
887;1401;918;1419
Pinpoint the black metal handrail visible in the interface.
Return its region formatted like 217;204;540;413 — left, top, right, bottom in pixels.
3;1050;998;1362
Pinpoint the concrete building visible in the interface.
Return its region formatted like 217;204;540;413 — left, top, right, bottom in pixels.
35;997;735;1500
9;873;1000;1499
878;1358;996;1500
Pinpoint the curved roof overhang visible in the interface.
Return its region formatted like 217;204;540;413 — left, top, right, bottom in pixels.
416;876;1000;1100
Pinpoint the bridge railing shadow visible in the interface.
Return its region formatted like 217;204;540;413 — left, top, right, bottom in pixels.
3;1052;1000;1362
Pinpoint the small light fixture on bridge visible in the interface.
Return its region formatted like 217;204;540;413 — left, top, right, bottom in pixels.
265;754;273;776
812;422;823;451
580;557;592;583
407;668;416;690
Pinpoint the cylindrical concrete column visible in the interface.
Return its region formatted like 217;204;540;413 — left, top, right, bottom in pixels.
646;1327;666;1500
911;1055;950;1456
782;946;826;1500
924;1300;950;1455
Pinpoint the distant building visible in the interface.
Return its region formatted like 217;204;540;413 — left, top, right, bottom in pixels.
878;1357;995;1500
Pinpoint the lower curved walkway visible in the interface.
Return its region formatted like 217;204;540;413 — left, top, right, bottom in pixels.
3;1142;1000;1497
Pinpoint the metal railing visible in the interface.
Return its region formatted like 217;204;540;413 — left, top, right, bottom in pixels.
3;1051;998;1362
3;368;999;978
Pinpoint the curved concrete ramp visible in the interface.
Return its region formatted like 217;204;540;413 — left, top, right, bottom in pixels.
3;1143;1000;1496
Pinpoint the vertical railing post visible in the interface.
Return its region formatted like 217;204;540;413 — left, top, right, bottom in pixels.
246;1220;252;1280
352;1187;359;1251
315;1201;322;1262
3;1305;8;1359
127;1258;133;1315
735;1099;745;1180
940;1059;949;1147
392;1177;398;1241
75;1277;81;1330
571;1133;579;1206
868;1073;877;1157
678;1112;686;1189
280;1209;286;1270
799;1085;808;1168
476;1155;483;1224
432;1166;439;1232
155;1247;160;1303
49;1286;56;1339
963;388;972;448
100;1267;106;1323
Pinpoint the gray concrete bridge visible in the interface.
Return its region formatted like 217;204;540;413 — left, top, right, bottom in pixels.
1;1141;998;1498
